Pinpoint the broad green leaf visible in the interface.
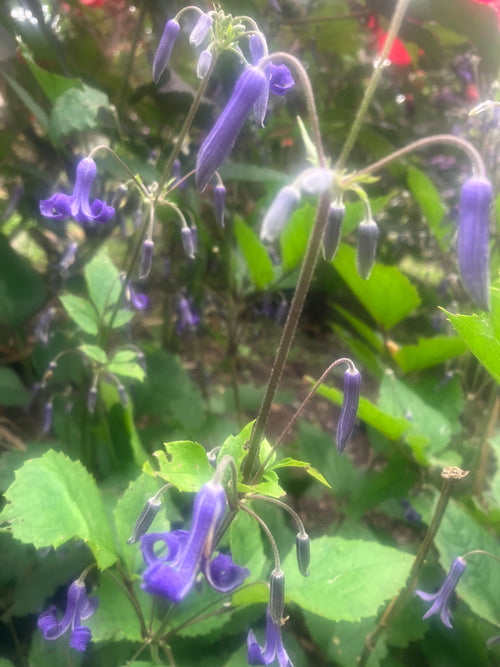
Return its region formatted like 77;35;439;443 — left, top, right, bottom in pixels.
392;336;467;372
50;84;109;138
444;294;500;383
103;309;135;328
84;247;121;317
280;204;314;272
333;244;420;329
217;421;253;468
234;216;274;289
284;536;413;621
144;441;214;492
0;236;46;327
60;294;99;335
79;344;107;365
271;457;331;488
229;510;266;580
21;43;82;104
434;501;500;627
109;349;140;365
87;575;145;643
0;367;31;406
1;69;50;133
0;450;117;569
106;360;145;381
407;166;447;250
334;305;383;352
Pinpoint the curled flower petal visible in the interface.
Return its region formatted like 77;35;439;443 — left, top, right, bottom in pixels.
416;557;466;628
203;552;250;592
269;64;294;96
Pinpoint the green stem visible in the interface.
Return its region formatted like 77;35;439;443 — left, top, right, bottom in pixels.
336;0;411;172
358;468;469;666
242;190;331;482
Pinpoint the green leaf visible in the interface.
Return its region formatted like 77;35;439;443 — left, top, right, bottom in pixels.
1;69;50;133
271;457;331;488
106;360;145;381
0;236;46;327
434;501;500;627
392;335;467;373
20;43;82;104
280;204;314;272
229;510;266;580
60;294;99;335
50;84;109;138
334;305;383;351
333;244;420;329
234;216;274;289
217;421;253;468
407;166;447;250
84;247;121;317
109;349;140;365
0;367;31;406
444;293;500;383
87;575;146;643
79;344;107;365
103;309;135;328
284;536;413;621
0;450;117;569
144;441;214;492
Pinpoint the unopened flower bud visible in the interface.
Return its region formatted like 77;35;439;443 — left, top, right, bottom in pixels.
214;184;226;227
260;185;301;243
295;531;310;577
139;239;154;279
181;227;196;259
87;387;98;415
269;568;285;624
356;218;379;280
458;177;492;310
189;13;212;46
322;201;345;261
153;19;180;84
111;183;128;209
42;401;53;434
336;367;361;455
300;168;332;195
127;496;162;544
197;48;212;79
117;383;128;407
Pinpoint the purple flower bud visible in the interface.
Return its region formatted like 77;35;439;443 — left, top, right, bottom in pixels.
181;227;196;259
139;239;154;279
87;387;98;415
260;185;301;243
457;177;492;310
269;568;285;624
356;218;379;280
416;557;466;628
196;66;268;191
322;201;345;261
197;48;212;79
296;531;310;577
336;367;361;455
214;184;226;227
300;168;332;195
190;13;212;46
128;284;149;310
42;402;53;434
153;19;180;84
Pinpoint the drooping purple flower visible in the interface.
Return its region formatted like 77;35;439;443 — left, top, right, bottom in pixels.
190;13;212;47
247;608;293;667
336;367;361;455
457;177;492;310
356;218;379;280
196;66;269;191
214;184;226;227
176;296;200;334
268;64;295;96
34;307;56;345
415;557;466;628
260;186;301;243
153;19;180;84
40;158;115;226
38;580;99;652
140;481;249;602
128;284;149;310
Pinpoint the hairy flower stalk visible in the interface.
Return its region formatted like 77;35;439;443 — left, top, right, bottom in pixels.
457;177;492;310
415;557;467;628
336;366;361;454
196;66;269;191
152;19;180;84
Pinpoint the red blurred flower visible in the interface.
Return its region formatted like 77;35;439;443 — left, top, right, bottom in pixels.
469;0;500;24
367;15;413;66
79;0;105;6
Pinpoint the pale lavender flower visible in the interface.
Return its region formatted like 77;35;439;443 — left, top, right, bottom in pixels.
457;177;492;310
196;66;269;191
40;158;114;226
176;296;200;334
190;13;212;46
247;608;293;666
181;227;196;259
58;241;78;277
34;307;56;345
336;367;361;454
38;580;99;651
153;19;180;84
197;48;212;79
128;284;149;310
415;557;466;628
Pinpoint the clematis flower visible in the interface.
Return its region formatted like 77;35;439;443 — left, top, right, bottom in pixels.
415;557;466;628
457;177;492;310
176;296;200;334
140;481;249;602
196;66;269;191
38;580;99;651
40;158;115;226
247;608;293;666
127;284;149;310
